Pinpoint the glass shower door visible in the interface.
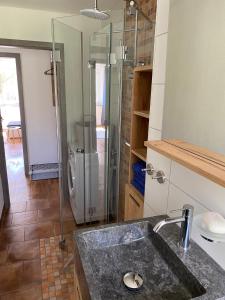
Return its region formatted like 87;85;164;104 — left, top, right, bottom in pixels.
52;18;85;246
86;24;114;223
52;17;122;244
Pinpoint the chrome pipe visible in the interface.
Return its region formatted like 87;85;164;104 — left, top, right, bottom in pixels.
134;9;138;66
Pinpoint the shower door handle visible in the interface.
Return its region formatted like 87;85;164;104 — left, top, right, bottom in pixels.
67;160;75;197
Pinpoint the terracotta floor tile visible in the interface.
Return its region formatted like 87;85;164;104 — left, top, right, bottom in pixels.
0;240;8;251
26;199;50;211
63;204;75;220
0;284;42;300
0;143;79;299
53;222;61;236
29;181;49;200
8;240;40;262
0;262;24;294
9;202;27;213
9;189;30;203
24;222;54;241
0;213;13;228
0;249;8;265
22;259;42;285
0;227;24;244
0;260;42;295
38;208;60;222
65;220;77;234
12;211;38;226
53;220;76;236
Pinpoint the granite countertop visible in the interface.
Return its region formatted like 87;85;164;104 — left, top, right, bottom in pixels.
74;216;225;300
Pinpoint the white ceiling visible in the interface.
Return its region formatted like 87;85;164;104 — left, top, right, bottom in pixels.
0;0;124;13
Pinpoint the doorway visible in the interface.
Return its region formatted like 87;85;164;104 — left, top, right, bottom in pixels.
0;53;29;207
0;46;61;210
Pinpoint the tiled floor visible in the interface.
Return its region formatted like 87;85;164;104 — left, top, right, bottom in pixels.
0;141;76;299
40;235;75;300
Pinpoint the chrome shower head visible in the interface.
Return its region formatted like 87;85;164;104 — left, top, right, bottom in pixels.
80;0;110;20
80;9;109;20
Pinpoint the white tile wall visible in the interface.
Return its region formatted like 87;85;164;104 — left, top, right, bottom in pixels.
155;0;170;36
167;183;225;270
143;201;157;218
148;0;170;140
144;149;171;214
167;184;208;217
152;34;168;84
145;150;225;270
145;0;225;270
149;84;165;130
191;224;225;270
170;162;225;215
148;127;162;141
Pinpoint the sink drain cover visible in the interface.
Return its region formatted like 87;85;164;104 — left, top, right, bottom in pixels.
123;272;143;291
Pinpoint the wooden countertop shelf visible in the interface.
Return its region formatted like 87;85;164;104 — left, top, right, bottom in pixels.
133;110;149;119
144;139;225;188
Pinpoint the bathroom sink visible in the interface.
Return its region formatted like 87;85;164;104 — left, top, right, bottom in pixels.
74;217;225;300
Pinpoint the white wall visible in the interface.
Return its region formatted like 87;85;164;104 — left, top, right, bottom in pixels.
0;6;65;42
162;0;225;155
0;47;58;165
144;0;225;270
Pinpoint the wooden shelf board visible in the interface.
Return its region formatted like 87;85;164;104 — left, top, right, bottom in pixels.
133;110;149;119
134;65;153;72
132;148;147;162
128;184;144;201
145;139;225;189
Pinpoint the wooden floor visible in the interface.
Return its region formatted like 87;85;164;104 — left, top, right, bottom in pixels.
0;141;76;299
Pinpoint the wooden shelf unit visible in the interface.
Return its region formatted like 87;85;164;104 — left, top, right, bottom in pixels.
124;65;153;220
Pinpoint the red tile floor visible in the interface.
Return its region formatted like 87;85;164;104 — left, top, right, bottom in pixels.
0;141;76;299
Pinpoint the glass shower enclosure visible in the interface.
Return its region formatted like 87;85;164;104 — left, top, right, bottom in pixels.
52;14;123;245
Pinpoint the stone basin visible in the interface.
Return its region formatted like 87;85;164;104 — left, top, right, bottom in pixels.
74;216;225;300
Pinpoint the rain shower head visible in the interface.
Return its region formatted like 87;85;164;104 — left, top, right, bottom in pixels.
80;0;110;20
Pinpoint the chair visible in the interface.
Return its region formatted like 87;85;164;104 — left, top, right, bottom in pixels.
6;121;22;142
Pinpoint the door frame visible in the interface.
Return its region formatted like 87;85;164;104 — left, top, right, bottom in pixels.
0;113;10;209
0;52;29;176
0;38;68;208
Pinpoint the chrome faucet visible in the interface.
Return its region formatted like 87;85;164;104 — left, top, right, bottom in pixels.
153;204;194;251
